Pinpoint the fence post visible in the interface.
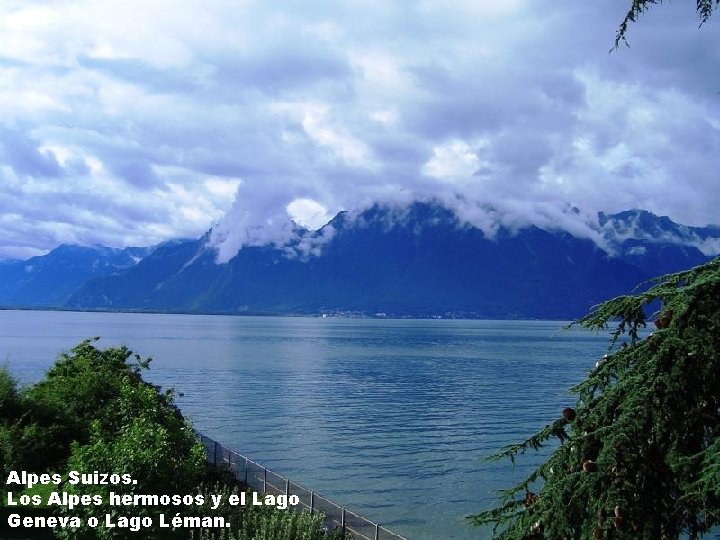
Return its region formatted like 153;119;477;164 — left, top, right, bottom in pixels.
263;467;267;493
310;491;314;514
244;458;248;486
375;523;379;540
285;479;290;497
213;441;218;466
341;507;345;534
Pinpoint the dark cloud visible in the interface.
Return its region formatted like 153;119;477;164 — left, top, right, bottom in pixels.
0;126;62;178
77;56;204;94
212;46;352;96
105;154;160;189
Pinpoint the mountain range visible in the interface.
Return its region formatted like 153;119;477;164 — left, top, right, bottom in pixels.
0;244;153;308
1;203;717;319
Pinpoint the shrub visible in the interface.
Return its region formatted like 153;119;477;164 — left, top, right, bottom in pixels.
16;338;194;473
0;366;22;421
42;341;206;539
0;366;24;478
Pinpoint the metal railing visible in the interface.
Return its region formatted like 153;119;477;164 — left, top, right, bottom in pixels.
198;433;408;540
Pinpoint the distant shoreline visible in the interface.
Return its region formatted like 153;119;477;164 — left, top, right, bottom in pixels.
0;306;561;322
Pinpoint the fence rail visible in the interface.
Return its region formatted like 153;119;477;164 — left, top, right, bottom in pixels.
198;433;408;540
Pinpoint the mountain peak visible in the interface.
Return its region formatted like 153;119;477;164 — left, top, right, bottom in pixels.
599;209;720;256
330;201;461;233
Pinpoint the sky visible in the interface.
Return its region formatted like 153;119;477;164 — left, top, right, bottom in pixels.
1;0;719;260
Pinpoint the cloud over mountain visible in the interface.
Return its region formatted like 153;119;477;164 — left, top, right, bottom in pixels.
1;1;718;259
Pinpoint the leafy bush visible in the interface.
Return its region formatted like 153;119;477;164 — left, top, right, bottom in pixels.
57;383;206;539
19;340;154;470
0;366;24;478
15;340;204;539
67;377;205;494
5;338;199;475
0;366;22;420
0;423;14;482
3;340;351;540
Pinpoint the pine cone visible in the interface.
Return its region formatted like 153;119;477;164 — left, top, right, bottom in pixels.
654;310;672;329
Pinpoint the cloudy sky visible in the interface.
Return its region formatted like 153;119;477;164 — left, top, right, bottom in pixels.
1;0;718;260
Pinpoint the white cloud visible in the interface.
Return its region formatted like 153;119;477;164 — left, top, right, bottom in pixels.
286;198;332;230
268;102;376;168
1;0;719;260
369;109;398;124
422;140;482;180
204;177;241;199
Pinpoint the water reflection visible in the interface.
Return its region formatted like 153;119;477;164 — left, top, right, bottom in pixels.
0;311;608;539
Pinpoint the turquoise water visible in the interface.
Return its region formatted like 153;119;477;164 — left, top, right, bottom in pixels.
0;310;610;539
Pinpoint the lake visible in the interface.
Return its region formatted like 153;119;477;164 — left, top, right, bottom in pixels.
0;310;610;539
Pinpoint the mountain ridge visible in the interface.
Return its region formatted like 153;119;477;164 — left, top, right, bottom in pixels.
0;244;155;308
2;204;717;319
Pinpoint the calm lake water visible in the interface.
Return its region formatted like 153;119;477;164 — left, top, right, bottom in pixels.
0;310;611;539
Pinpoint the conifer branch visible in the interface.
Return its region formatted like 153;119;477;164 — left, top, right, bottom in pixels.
472;257;720;538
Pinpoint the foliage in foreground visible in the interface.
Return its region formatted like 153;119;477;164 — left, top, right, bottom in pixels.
470;258;720;539
1;338;204;477
1;340;346;539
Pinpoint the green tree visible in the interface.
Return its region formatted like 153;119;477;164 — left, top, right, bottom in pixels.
66;380;205;496
57;377;206;540
0;367;22;420
0;366;23;478
616;0;719;47
16;338;178;472
5;339;205;539
470;258;720;538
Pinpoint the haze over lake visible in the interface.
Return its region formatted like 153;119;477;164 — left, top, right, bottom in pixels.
1;310;610;539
